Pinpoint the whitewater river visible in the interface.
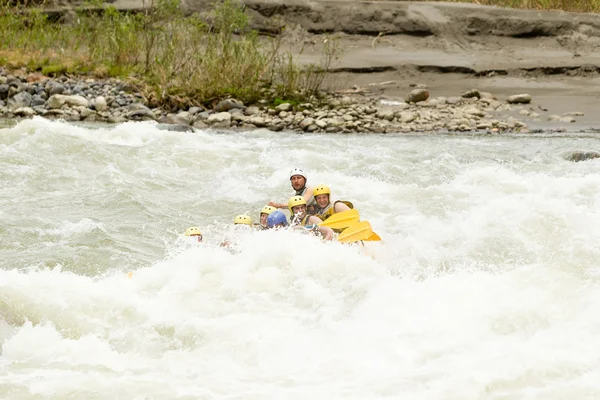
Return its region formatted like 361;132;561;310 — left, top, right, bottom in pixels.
2;117;600;399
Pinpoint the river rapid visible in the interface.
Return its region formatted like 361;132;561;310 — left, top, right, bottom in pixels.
2;117;600;399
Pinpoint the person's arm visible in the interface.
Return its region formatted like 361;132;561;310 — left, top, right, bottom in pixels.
334;201;351;213
308;216;334;241
303;187;314;203
268;201;287;209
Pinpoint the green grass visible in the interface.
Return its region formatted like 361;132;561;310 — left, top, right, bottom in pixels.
0;0;340;108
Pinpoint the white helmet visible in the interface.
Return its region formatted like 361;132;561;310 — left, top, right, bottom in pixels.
289;168;306;181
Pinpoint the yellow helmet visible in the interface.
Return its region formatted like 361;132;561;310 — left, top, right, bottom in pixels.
288;195;306;214
185;226;202;236
313;184;331;197
260;205;276;216
234;214;253;226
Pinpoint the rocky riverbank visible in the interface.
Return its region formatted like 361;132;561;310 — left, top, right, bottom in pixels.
0;69;584;133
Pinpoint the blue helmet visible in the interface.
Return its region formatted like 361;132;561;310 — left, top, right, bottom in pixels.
267;210;289;228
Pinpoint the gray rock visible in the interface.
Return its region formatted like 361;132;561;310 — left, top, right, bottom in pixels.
192;120;208;129
326;116;346;127
244;106;260;116
406;89;429;103
13;107;35;117
461;89;481;99
396;111;416;123
275;103;293;112
565;151;600;162
266;121;284;131
446;96;462;105
0;84;9;100
47;94;89;109
108;115;128;123
196;111;210;120
188;107;203;115
564;111;584;116
94;96;108;111
507;94;532;104
299;117;314;130
315;119;328;129
162;113;191;126
31;95;46;107
8;91;33;110
207;112;232;125
46;81;65;96
214;98;245;112
71;105;91;118
128;109;156;120
249;116;267;127
464;107;485;118
376;109;395;121
156;123;193;133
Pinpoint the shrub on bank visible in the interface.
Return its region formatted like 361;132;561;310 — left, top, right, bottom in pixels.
0;0;340;109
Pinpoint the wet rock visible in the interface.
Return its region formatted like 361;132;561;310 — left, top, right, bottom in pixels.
249;116;267;127
519;109;530;116
157;123;194;133
13;107;35;117
507;94;532;104
207;112;232;126
406;89;429;103
565;111;584;116
128;108;156;121
565;151;600;162
108;115;128;123
192;120;208;129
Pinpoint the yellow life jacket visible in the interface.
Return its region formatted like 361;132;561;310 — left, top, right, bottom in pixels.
316;200;354;234
316;200;354;221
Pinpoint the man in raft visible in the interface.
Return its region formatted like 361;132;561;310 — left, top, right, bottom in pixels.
258;205;277;230
288;195;334;241
185;226;203;242
269;168;317;215
313;184;353;221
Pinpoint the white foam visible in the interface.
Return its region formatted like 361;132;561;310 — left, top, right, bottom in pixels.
3;117;600;398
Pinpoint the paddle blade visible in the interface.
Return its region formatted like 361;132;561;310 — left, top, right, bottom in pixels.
318;209;360;230
337;221;374;244
364;232;381;241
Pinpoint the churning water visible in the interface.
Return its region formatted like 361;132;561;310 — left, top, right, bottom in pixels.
2;117;600;399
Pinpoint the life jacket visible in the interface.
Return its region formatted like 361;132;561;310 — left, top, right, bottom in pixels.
315;200;354;221
315;200;354;234
296;186;317;215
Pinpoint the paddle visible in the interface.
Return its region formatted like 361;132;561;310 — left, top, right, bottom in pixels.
318;209;360;230
337;221;381;243
364;232;381;242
